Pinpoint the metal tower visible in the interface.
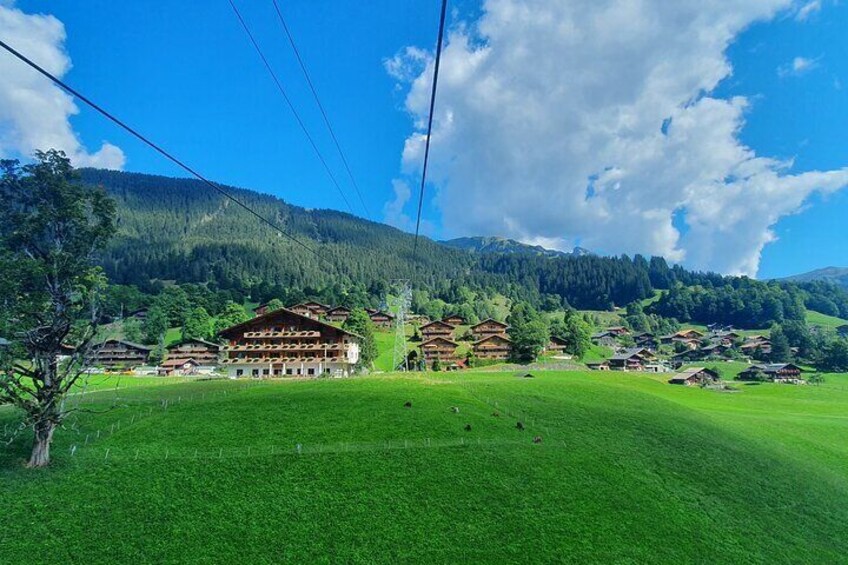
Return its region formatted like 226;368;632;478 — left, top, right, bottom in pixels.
389;279;412;371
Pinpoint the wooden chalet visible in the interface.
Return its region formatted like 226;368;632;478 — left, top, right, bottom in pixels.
546;335;569;353
88;339;152;369
586;361;610;371
325;306;352;324
253;303;273;316
738;363;802;382
471;319;509;341
473;334;512;360
158;358;199;376
608;348;656;371
420;337;460;367
442;315;466;326
288;301;329;319
741;337;772;355
606;326;631;336
421;320;456;341
633;332;657;347
126;308;149;320
167;338;220;366
368;310;395;329
218;308;360;378
668;367;720;386
591;331;618;348
660;329;705;345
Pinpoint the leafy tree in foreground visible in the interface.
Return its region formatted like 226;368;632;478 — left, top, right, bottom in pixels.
123;318;143;343
0;151;116;467
265;298;284;312
343;308;377;371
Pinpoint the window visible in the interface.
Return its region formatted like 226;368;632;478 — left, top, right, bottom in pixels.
263;369;270;375
307;368;315;376
252;369;259;377
286;369;293;375
236;369;243;376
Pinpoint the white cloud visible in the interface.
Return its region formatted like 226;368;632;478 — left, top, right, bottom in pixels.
0;3;125;168
384;178;413;230
778;55;820;77
795;0;821;20
388;0;848;276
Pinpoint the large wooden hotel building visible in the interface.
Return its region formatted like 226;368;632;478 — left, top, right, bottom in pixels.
218;308;360;378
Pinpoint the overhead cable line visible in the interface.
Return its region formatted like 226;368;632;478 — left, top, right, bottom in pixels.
270;0;372;221
227;0;357;217
411;0;448;262
0;37;334;269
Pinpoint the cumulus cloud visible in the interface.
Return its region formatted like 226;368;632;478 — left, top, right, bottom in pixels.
0;3;125;168
387;0;848;276
778;55;820;77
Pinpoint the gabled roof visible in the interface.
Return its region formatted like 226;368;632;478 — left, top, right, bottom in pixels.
369;310;395;319
160;358;198;368
326;305;352;314
420;337;459;348
94;339;152;351
474;334;512;345
471;318;509;329
168;338;220;349
610;347;652;361
592;331;614;339
669;367;719;383
217;308;361;340
745;363;802;373
549;335;569;345
421;319;456;330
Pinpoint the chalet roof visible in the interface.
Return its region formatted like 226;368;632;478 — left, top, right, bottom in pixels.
610;348;650;361
326;306;351;314
420;337;459;348
474;334;512;345
592;331;613;339
745;363;802;374
549;335;569;345
420;319;456;330
160;358;198;368
471;318;509;329
672;367;719;379
369;310;395;319
676;329;704;336
94;339;152;351
633;332;654;338
168;338;220;349
442;314;466;322
217;308;361;340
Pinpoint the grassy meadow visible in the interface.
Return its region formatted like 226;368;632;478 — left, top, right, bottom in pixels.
2;370;848;563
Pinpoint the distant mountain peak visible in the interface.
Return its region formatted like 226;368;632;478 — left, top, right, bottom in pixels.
782;266;848;289
440;236;589;258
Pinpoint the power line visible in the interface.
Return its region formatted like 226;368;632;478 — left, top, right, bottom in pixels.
412;0;449;262
0;37;334;269
270;0;372;221
227;0;358;218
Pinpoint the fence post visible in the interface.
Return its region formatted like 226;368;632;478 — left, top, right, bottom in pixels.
104;448;110;461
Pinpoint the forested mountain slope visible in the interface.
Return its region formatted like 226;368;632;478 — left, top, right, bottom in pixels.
81;168;848;324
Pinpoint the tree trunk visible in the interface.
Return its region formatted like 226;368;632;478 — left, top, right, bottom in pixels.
27;420;56;468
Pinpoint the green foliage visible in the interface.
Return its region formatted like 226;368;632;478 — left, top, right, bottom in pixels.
807;373;825;385
123;318;143;343
142;307;169;345
182;307;212;341
550;310;592;359
0;150;116;466
265;298;284;312
343;308;377;370
508;302;549;363
817;339;848;373
213;301;250;335
431;357;442;372
154;286;191;327
148;338;166;366
768;325;792;363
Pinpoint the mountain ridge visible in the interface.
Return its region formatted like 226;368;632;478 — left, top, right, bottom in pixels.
441;236;591;258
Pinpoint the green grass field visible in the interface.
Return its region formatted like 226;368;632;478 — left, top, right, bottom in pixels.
2;370;847;563
806;309;848;331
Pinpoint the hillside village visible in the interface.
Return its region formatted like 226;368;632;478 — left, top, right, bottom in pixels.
78;294;844;387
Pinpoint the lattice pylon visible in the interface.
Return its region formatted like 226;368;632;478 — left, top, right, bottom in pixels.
390;279;412;371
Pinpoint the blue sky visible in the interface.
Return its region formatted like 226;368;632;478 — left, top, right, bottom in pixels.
1;0;846;278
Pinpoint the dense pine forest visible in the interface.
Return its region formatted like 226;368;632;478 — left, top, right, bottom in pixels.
83;169;848;328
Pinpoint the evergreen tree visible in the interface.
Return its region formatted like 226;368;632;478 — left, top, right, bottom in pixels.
507;302;549;363
142;306;169;345
769;325;791;363
123;318;143;343
343;308;377;370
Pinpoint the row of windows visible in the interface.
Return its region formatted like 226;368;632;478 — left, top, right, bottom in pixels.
235;367;331;377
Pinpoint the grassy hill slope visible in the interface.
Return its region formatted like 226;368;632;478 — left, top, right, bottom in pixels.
2;372;847;562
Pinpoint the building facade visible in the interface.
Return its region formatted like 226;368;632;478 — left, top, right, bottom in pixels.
325;306;352;324
218;308;360;378
167;338;220;366
420;337;459;367
471;319;509;341
420;320;456;341
368;310;394;329
88;339;152;369
473;334;512;360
